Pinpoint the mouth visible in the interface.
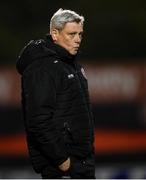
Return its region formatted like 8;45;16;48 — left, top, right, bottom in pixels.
74;47;79;50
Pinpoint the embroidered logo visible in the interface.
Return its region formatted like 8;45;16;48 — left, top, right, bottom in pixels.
81;67;87;79
68;74;74;79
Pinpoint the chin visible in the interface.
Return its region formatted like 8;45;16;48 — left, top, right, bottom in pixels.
70;51;77;55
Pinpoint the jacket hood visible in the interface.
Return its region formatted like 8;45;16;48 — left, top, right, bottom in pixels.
16;39;56;75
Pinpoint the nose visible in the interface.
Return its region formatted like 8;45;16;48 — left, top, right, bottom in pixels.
75;34;81;44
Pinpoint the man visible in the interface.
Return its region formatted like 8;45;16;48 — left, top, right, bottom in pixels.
16;8;95;179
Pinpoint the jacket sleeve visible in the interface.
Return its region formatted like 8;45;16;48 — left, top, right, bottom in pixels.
23;61;68;166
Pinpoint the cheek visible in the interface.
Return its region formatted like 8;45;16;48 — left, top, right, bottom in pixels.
63;36;73;45
64;38;71;44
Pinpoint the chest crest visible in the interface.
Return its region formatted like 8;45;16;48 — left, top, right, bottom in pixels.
67;74;75;79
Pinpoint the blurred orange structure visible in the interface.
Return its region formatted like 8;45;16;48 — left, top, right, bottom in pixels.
0;129;146;156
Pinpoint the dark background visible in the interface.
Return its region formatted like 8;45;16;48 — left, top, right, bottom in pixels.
1;0;146;64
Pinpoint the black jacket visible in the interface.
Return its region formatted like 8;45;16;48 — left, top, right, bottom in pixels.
16;35;94;173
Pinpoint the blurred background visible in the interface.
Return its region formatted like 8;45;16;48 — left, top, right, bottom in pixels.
1;0;146;178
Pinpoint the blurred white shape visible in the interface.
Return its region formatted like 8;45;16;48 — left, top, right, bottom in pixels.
129;166;146;179
95;167;114;179
86;64;141;103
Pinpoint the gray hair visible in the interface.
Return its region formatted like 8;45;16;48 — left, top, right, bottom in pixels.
50;8;84;33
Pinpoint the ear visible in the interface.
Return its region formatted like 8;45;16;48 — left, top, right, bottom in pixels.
51;29;59;42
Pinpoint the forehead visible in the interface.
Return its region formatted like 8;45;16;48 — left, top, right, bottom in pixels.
62;22;83;32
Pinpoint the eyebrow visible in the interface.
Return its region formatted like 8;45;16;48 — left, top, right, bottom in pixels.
68;31;83;34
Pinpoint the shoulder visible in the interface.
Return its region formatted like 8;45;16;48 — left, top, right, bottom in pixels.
23;54;64;79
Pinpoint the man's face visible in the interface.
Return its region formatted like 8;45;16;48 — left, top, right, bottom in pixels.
52;22;83;55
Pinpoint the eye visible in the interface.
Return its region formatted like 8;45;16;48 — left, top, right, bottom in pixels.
79;32;83;39
69;33;76;38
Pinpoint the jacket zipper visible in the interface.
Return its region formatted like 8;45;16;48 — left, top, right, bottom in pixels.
74;64;94;141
